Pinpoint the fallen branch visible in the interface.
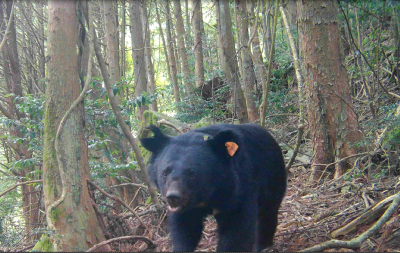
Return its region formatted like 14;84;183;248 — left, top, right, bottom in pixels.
331;194;396;238
85;235;155;252
157;119;183;134
313;152;370;169
315;152;370;183
111;182;148;189
301;190;400;252
0;180;42;198
87;179;148;230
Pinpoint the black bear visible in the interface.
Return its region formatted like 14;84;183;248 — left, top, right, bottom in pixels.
140;123;286;252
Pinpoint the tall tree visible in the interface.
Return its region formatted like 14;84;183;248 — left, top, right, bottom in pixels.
216;0;249;123
142;1;157;111
103;0;120;86
164;0;181;102
129;0;149;118
235;0;259;122
0;0;39;240
297;0;363;181
43;1;107;250
192;0;205;89
173;0;195;93
104;0;138;210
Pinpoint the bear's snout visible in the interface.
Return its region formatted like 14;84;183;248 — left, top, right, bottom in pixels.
166;191;181;206
165;180;188;213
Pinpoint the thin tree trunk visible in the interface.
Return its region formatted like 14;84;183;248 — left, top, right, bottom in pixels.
235;0;259;122
0;1;39;241
142;1;158;111
262;0;271;60
121;0;126;79
173;0;195;93
185;0;190;46
193;0;205;89
164;0;181;102
129;0;149;118
216;0;249;123
84;1;161;208
155;1;172;86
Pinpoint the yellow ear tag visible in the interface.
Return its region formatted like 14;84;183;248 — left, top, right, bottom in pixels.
225;142;239;156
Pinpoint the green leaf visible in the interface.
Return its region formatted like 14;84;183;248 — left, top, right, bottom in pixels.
145;197;152;205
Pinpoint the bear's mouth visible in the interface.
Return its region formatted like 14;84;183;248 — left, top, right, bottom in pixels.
167;205;182;213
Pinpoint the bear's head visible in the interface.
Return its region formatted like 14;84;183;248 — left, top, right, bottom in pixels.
140;125;240;213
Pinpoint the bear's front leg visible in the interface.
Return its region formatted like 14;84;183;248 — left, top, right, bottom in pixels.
168;209;208;252
215;202;258;252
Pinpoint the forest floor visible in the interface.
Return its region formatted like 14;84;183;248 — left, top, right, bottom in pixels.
122;164;400;252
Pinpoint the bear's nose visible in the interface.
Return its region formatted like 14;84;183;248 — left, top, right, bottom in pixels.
166;192;182;207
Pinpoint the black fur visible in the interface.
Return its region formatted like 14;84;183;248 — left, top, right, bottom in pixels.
140;124;287;252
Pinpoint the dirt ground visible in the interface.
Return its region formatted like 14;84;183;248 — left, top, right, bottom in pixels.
118;164;400;252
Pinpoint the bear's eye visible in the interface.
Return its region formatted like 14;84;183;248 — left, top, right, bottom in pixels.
188;171;196;179
162;167;172;178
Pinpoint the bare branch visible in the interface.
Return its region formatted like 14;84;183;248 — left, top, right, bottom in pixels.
157;119;183;134
0;180;42;199
87;179;148;230
301;190;400;252
0;0;14;52
86;235;155;252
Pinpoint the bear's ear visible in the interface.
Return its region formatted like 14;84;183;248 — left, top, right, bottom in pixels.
207;130;240;157
140;125;170;153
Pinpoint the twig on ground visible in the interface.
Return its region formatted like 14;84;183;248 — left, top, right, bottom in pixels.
85;235;156;252
87;179;148;230
301;190;400;252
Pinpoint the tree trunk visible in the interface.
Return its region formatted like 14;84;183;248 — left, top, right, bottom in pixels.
155;1;173;87
43;1;107;250
103;0;120;86
121;0;126;80
185;0;190;47
0;0;40;241
297;0;363;181
142;1;158;111
38;0;46;81
164;0;181;102
235;0;259;122
262;0;271;60
193;0;205;89
173;0;195;93
216;0;249;123
129;0;149;118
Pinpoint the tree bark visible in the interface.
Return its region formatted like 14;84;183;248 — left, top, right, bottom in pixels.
141;1;158;111
0;0;39;241
235;0;259;122
155;1;173;86
103;0;120;86
297;0;363;181
173;0;195;93
129;0;149;118
193;0;205;89
216;0;249;123
43;1;107;250
164;0;181;102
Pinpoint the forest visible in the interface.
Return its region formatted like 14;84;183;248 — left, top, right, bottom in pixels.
0;0;400;252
